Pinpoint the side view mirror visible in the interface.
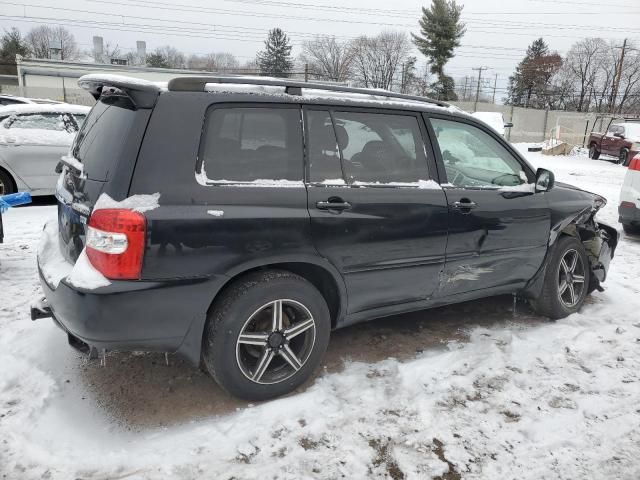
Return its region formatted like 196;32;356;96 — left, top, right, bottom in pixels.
613;132;624;139
535;168;555;193
504;122;514;128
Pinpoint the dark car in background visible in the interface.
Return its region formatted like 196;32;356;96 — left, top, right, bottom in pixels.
34;74;617;401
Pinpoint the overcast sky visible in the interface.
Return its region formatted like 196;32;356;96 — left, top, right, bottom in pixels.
2;0;639;98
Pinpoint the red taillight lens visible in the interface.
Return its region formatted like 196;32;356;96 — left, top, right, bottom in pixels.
629;155;640;171
86;209;146;280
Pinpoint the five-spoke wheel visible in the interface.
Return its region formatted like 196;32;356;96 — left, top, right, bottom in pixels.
557;249;586;308
236;299;316;385
203;270;330;400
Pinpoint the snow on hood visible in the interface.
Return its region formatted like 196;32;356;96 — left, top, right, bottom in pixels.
0;128;75;146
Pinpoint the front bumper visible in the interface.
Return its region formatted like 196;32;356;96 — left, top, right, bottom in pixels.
36;261;226;364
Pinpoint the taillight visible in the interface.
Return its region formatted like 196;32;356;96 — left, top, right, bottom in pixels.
629;155;640;171
86;209;146;279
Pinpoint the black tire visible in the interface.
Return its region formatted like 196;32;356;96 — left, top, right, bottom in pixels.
202;270;331;401
0;169;16;195
588;144;600;160
622;223;640;235
619;148;630;166
530;236;591;320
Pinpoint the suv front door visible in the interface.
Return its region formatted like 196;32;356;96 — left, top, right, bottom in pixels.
304;107;449;315
426;115;550;298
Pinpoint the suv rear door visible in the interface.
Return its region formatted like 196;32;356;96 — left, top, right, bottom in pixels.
56;94;152;264
304;106;448;314
425;114;550;298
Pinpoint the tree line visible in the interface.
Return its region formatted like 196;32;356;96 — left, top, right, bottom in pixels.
0;0;465;99
506;37;640;114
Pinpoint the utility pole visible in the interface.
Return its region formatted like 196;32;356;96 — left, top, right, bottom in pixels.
472;66;488;112
462;76;468;101
492;73;498;104
610;38;627;114
304;63;309;82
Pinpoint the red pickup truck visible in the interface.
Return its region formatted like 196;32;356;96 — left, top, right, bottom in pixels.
588;122;640;166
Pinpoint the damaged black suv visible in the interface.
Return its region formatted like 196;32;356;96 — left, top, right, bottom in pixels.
34;74;618;400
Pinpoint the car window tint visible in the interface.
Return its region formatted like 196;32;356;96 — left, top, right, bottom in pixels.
306;110;343;184
332;111;429;184
200;107;303;182
6;113;67;131
431;118;528;188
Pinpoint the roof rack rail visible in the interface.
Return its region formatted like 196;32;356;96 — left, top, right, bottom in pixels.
167;75;449;108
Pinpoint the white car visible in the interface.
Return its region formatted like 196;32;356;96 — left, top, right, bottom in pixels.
619;153;640;234
0;103;90;196
471;111;513;137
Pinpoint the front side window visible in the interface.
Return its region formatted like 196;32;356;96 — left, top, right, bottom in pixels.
430;118;529;189
332;111;429;184
199;107;303;182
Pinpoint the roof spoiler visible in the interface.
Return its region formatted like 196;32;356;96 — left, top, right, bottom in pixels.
78;74;163;108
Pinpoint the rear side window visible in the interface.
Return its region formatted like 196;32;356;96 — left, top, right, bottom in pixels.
332;111;429;184
71;96;140;181
199;107;303;182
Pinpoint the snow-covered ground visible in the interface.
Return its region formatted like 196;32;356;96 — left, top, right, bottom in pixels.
1;146;639;479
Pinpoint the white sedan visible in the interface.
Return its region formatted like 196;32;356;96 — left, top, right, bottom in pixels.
0;103;90;196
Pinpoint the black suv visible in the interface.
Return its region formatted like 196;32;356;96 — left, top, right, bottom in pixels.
34;75;618;400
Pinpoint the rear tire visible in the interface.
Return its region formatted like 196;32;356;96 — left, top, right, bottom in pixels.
531;236;591;320
0;169;16;195
202;270;331;401
588;144;600;160
619;148;630;166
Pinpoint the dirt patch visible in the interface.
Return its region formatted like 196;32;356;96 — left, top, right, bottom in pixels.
432;438;462;480
369;437;405;480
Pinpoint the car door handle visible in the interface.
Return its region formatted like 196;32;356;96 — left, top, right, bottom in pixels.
316;199;352;212
452;200;478;211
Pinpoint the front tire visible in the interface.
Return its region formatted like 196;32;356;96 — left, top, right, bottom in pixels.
619;148;630;166
531;236;590;320
202;270;331;401
589;144;600;160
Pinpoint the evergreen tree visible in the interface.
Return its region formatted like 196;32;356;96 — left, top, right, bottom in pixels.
412;0;465;100
0;28;30;75
257;28;293;77
506;38;562;108
146;50;170;68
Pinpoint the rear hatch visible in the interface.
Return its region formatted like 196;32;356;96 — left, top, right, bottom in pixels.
56;92;153;264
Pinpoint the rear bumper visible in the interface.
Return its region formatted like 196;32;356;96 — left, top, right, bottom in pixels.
619;202;640;225
37;261;227;364
589;221;618;284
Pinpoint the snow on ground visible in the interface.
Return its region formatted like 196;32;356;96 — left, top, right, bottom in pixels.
1;147;640;479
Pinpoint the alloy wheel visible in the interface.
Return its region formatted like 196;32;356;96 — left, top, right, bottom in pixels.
557;249;586;308
235;299;316;385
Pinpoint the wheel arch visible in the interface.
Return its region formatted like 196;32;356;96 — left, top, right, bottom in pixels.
176;257;347;366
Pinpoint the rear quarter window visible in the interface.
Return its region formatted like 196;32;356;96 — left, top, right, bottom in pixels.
198;106;303;183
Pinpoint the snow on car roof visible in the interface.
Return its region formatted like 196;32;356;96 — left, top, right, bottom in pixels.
0;103;90;116
78;73;168;91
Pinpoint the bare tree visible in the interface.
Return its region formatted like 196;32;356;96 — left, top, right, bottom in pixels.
301;36;353;82
561;38;606;111
187;52;239;72
349;31;412;90
26;25;78;60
